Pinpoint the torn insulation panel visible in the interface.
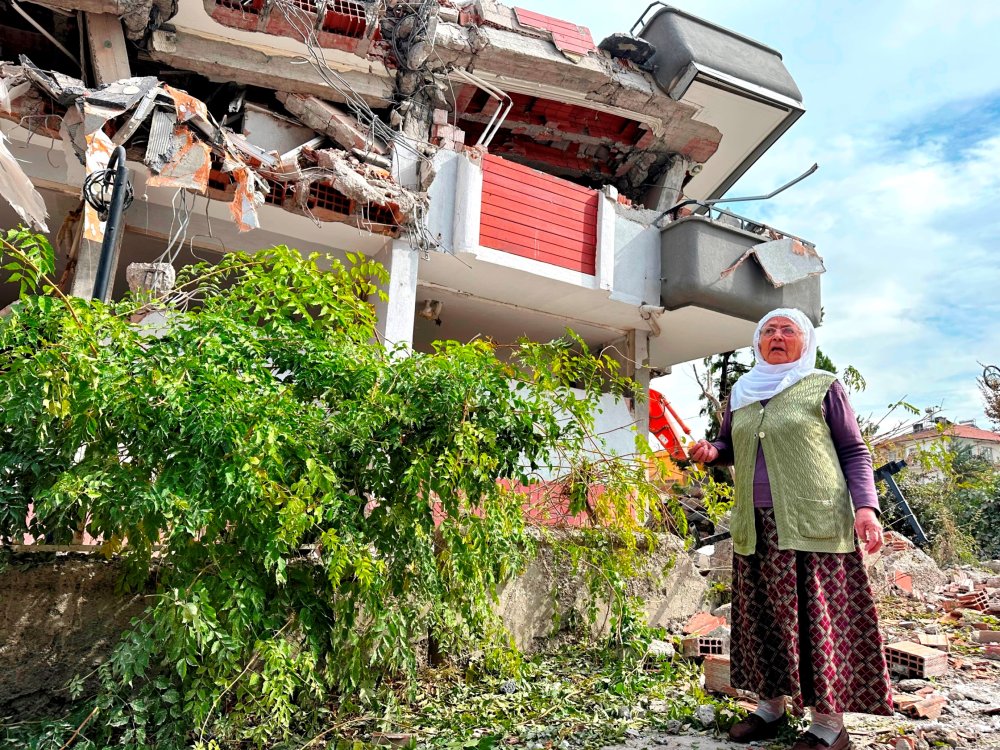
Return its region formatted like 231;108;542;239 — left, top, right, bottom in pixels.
229;164;266;232
146;126;212;193
0;61;421;238
82;127;114;242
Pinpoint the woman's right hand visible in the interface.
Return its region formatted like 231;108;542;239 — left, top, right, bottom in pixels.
688;440;719;465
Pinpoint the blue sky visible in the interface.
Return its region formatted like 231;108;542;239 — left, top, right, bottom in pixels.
539;0;1000;435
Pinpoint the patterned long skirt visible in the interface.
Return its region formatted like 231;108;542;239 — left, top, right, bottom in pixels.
730;508;894;715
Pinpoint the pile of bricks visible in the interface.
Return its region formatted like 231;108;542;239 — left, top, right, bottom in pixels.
884;531;913;552
431;110;466;152
894;689;948;720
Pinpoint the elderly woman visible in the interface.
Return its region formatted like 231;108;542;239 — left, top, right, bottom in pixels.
689;308;892;750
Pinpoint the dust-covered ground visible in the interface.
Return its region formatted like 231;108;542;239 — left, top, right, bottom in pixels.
602;539;1000;750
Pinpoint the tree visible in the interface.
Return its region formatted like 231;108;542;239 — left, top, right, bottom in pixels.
981;364;1000;429
882;439;998;564
693;350;752;436
0;229;660;749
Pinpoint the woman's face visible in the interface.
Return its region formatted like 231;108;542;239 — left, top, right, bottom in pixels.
759;316;805;364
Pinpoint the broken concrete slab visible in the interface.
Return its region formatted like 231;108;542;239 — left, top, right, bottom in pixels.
277;92;387;155
148;28;394;108
720;237;825;288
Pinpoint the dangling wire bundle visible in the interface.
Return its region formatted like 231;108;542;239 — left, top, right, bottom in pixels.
83;163;135;221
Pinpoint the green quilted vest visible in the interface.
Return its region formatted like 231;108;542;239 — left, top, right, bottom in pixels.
729;372;857;556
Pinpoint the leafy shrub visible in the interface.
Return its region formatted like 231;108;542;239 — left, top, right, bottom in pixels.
0;229;663;748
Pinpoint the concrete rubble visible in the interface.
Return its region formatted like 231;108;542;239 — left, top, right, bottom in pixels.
630;529;1000;749
0;56;425;242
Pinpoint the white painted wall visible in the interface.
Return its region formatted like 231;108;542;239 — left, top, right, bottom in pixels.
530;388;639;482
612;211;661;307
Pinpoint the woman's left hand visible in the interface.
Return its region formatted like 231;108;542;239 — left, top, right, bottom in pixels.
855;507;883;555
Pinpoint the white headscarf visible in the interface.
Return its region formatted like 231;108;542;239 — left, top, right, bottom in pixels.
728;307;831;411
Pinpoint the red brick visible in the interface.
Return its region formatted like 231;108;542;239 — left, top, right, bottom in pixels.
703;655;733;695
911;695;947;720
681;635;725;659
885;641;949;678
894;570;914;594
683;612;727;635
957;591;989;611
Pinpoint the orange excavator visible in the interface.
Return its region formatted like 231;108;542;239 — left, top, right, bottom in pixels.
648;388;692;461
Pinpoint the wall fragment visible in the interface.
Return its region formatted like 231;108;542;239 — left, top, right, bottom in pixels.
0;131;49;231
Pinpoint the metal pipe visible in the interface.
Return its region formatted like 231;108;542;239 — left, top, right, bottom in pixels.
654;163;818;228
92;146;129;301
10;0;83;72
451;68;513;148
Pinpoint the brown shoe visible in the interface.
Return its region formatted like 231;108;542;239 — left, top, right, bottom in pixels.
790;728;850;750
727;712;788;743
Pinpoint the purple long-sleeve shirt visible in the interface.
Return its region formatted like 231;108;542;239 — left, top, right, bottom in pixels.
710;380;880;512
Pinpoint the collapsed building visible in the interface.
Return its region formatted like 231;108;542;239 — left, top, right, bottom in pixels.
0;0;824;447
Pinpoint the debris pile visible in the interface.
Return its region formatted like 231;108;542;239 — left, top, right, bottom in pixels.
676;531;1000;748
0;57;424;239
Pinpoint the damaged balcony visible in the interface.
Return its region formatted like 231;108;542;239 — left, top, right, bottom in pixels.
655;203;823;363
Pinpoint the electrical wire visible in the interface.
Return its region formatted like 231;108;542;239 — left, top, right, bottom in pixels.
270;0;430;164
155;188;193;266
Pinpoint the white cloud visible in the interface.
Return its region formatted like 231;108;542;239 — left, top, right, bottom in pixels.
540;1;1000;436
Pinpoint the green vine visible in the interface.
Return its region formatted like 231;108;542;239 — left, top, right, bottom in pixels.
0;229;677;749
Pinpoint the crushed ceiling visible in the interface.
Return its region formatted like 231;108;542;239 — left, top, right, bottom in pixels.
0;57;423;236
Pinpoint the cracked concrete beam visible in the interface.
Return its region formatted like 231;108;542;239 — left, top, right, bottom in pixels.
461;114;621;149
148;29;394;108
86;13;130;84
26;0;176;41
433;21;720;157
276;92;387;155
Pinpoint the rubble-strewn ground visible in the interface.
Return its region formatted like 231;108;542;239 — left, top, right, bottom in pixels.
338;536;1000;750
601;536;1000;750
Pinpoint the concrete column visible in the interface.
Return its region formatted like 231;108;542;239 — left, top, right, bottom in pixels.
372;239;419;351
68;236;104;300
451;150;483;254
595;186;618;291
627;328;652;440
